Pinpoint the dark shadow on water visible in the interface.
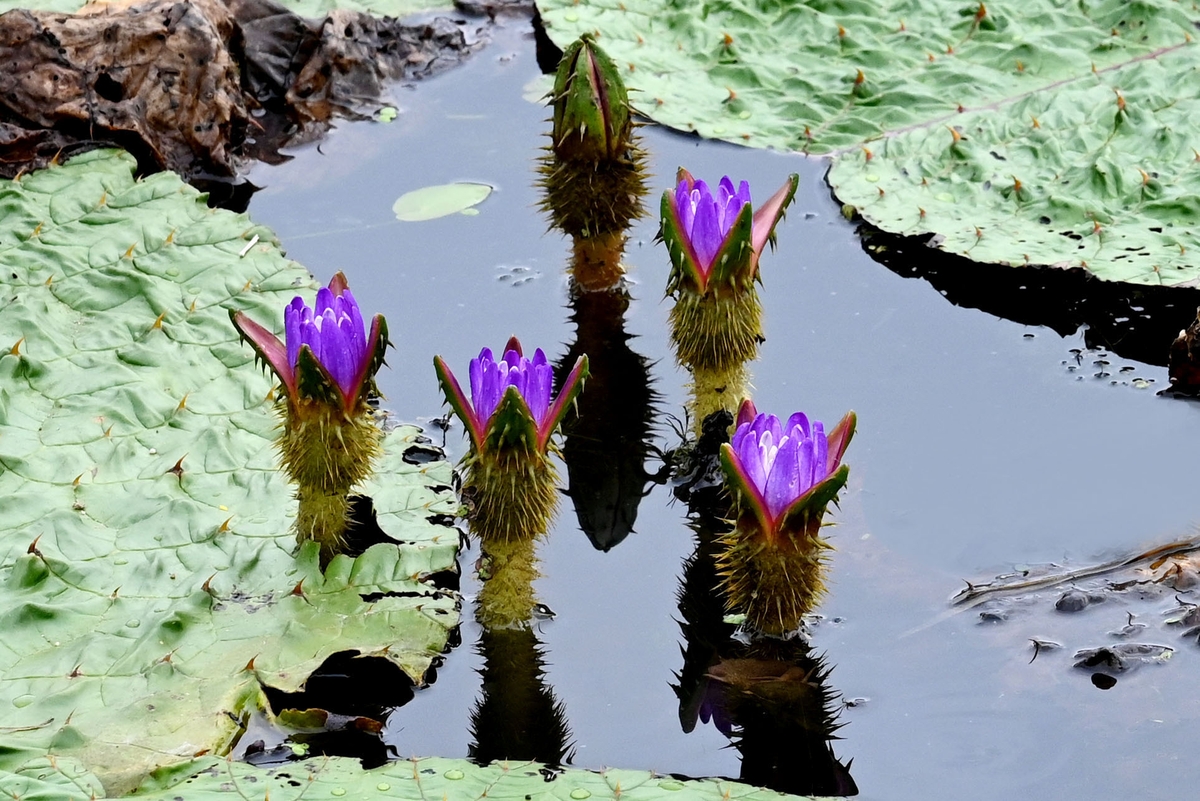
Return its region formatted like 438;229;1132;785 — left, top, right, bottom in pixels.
468;625;575;766
243;650;424;768
556;288;662;552
859;225;1200;368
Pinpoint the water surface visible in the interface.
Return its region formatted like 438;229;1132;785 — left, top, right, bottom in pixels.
245;19;1200;801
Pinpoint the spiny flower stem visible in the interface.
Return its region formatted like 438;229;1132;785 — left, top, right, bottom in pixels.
281;398;380;559
715;515;832;636
570;231;629;292
476;537;541;629
464;447;559;544
669;284;763;371
295;486;353;565
689;362;751;436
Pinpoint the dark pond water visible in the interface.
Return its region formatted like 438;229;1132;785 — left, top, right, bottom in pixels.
244;17;1200;801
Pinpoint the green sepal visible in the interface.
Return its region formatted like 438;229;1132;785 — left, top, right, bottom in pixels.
777;464;851;541
294;345;344;408
434;354;485;451
551;35;632;163
481;387;541;455
229;309;295;396
363;314;389;396
660;188;708;296
538;354;589;450
719;441;772;536
751;174;799;259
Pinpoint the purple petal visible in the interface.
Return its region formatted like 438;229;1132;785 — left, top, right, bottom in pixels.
736;180;752;207
693;204;722;271
526;361;553;426
471;349;502;423
721;191;743;232
339;289;366;357
718;176;736;204
730;420;752;453
285;297;306;368
811;421;828;486
765;434;801;520
785;412;810;440
736;426;768;493
675;179;695;235
794;431;814;499
318;308;352;391
315;286;335;316
469;352;486;417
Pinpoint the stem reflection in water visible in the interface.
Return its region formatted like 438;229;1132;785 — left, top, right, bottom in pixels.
556;284;660;552
470;538;574;765
673;500;857;796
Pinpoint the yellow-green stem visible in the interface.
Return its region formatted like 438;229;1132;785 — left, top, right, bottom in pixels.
715;515;831;637
669;286;763;372
464;447;558;544
476;537;540;629
690;362;751;436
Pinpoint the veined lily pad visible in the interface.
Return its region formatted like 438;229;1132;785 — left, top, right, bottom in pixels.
393;181;494;221
0;150;460;795
536;0;1200;286
0;756;809;801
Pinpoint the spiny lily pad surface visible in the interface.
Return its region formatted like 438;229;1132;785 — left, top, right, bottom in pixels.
537;0;1200;286
4;755;823;801
0;150;459;796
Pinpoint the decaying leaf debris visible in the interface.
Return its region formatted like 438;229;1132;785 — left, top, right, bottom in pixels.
0;0;484;180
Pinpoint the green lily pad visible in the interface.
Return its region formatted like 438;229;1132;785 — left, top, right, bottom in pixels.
537;0;1200;286
122;755;797;801
392;182;494;221
0;150;460;796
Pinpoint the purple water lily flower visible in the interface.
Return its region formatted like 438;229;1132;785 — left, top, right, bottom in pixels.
435;337;588;454
231;272;386;410
662;169;798;291
721;399;856;539
284;285;367;397
674;176;752;273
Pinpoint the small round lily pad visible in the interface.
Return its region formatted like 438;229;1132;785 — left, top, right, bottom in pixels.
392;182;492;221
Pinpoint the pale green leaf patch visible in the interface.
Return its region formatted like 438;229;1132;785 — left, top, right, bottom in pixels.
393;182;494;221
